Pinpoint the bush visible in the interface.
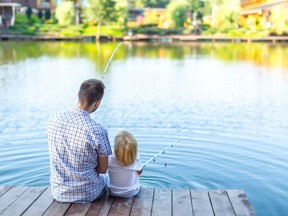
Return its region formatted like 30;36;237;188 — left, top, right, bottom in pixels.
82;26;125;37
82;26;97;36
45;10;51;20
60;25;82;37
101;26;125;37
26;7;32;19
201;27;217;35
29;15;42;25
15;14;29;25
8;25;37;35
37;10;43;20
60;29;81;37
133;26;184;35
45;19;55;24
135;27;161;34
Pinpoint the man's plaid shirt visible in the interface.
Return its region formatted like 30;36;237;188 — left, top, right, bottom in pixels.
47;107;112;203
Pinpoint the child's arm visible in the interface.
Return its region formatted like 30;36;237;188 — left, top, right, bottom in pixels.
135;155;143;176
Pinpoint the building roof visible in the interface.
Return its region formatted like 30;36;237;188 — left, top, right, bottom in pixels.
240;0;288;15
0;3;21;7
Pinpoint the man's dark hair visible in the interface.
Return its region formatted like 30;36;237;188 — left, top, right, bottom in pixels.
78;79;105;106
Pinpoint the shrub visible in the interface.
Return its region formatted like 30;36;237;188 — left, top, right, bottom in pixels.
26;7;32;19
15;14;29;25
45;10;51;20
60;29;81;37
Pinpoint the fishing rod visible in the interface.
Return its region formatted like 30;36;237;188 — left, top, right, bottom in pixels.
102;41;126;78
101;33;135;78
142;143;174;168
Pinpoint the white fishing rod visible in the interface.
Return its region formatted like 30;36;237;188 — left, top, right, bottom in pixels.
102;41;126;78
142;143;174;168
101;33;134;78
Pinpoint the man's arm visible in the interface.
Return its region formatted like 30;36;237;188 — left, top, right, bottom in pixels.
96;156;108;174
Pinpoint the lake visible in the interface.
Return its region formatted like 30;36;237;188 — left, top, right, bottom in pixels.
0;41;288;215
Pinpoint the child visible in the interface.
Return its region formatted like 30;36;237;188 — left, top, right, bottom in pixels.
107;130;143;197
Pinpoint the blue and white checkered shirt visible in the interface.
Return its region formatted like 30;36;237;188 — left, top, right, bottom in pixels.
47;107;112;203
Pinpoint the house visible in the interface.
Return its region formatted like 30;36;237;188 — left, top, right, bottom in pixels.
0;0;58;26
127;8;167;28
240;0;288;28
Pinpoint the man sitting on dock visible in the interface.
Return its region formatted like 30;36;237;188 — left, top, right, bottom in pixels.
47;79;112;203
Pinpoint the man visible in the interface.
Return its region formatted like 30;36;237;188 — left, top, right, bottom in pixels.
47;79;112;203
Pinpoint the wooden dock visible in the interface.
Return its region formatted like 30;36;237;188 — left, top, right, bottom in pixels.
0;186;255;216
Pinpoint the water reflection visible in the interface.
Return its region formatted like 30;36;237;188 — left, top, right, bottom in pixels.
0;41;288;216
1;41;288;70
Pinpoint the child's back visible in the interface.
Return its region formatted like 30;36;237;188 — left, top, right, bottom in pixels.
108;153;142;197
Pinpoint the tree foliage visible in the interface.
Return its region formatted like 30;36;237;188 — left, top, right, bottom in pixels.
115;0;129;26
83;0;119;40
270;7;288;35
186;0;206;21
84;0;117;24
142;0;170;8
206;0;240;28
55;1;75;26
45;10;51;20
167;0;189;28
127;0;170;8
26;7;32;19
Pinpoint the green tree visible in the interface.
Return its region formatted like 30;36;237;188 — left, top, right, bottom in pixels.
186;0;206;21
37;10;43;20
115;0;129;26
55;1;75;26
45;10;51;20
141;0;170;8
270;7;288;35
206;0;240;29
167;0;189;28
83;0;118;40
127;0;145;8
26;7;32;19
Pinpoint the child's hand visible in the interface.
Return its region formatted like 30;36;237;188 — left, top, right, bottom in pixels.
136;168;143;176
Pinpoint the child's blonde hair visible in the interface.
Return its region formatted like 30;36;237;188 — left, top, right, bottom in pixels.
114;130;138;166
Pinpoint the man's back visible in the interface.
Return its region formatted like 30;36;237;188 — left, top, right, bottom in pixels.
48;107;111;203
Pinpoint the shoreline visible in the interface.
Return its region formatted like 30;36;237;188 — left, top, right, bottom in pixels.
1;34;288;43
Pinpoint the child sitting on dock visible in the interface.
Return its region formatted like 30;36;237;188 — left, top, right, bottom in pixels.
107;130;143;197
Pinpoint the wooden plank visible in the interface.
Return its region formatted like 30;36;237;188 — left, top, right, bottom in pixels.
43;200;71;216
227;190;255;216
86;193;108;216
0;186;11;197
97;195;114;216
64;203;91;216
209;190;235;216
0;186;255;216
1;186;47;216
130;188;154;216
151;188;171;216
22;187;54;216
0;186;29;214
108;196;134;216
173;189;193;216
191;190;213;216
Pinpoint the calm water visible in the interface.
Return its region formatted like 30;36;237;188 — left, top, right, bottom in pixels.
1;41;288;215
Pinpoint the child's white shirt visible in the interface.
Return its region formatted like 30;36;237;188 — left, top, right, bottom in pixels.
107;153;142;197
